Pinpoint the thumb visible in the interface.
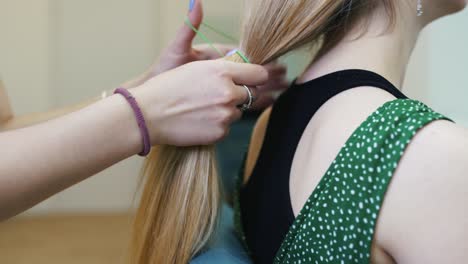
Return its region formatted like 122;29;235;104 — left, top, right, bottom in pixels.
172;0;204;54
222;61;269;87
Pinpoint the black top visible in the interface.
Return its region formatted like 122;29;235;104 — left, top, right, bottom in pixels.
239;69;408;264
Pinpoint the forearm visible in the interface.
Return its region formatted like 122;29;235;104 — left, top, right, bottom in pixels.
0;79;100;131
0;94;141;220
0;59;269;221
0;98;98;131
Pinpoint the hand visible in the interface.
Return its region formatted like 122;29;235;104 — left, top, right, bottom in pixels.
124;0;288;112
252;61;289;111
122;0;235;89
164;0;289;112
131;60;269;147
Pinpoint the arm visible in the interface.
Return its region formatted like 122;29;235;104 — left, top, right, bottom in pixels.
2;99;95;130
375;121;468;263
0;0;286;132
0;76;102;131
0;92;141;220
0;0;274;221
0;79;14;128
0;1;224;132
0;92;98;131
0;60;269;221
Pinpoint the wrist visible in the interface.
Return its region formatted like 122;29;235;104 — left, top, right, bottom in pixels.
114;88;152;156
129;83;165;146
106;94;146;156
120;68;154;90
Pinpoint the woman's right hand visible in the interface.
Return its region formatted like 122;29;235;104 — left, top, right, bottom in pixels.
131;60;268;147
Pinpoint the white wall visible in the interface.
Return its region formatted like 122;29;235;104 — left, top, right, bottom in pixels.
1;0;162;215
0;1;52;114
426;10;468;126
41;0;161;214
405;9;468;126
1;2;467;215
51;0;161;106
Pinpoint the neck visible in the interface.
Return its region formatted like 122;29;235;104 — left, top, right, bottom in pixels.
299;2;424;88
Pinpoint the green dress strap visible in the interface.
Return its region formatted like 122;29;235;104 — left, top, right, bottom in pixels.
234;99;452;264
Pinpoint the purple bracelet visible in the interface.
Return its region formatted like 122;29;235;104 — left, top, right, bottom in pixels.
114;88;151;157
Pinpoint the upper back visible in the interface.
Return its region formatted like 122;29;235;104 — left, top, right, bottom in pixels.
240;70;468;263
239;70;409;263
245;86;401;213
242;70;409;215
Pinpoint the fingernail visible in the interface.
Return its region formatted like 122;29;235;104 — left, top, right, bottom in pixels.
226;49;239;57
189;0;195;12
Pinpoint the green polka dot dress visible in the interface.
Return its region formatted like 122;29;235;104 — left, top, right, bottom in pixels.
234;99;451;264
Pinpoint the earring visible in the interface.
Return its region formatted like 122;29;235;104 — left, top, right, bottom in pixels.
417;0;424;16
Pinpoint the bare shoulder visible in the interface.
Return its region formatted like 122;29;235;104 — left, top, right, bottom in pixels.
243;107;272;184
399;115;465;149
399;119;468;187
377;120;468;263
396;120;468;177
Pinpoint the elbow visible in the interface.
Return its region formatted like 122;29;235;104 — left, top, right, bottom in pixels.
0;117;14;132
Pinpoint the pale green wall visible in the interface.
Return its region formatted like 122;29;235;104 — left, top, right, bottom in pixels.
0;1;52;114
425;9;468;125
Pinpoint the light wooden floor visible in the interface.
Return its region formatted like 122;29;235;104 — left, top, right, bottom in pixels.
0;214;134;264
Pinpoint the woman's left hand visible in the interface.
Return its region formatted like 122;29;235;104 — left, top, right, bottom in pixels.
124;0;289;111
123;0;234;88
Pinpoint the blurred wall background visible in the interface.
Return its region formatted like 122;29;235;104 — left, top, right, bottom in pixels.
425;12;468;125
0;1;467;216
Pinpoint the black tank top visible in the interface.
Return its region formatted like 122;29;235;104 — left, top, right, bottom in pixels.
239;69;408;264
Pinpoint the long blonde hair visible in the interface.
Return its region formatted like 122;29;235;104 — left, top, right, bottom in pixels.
130;1;394;263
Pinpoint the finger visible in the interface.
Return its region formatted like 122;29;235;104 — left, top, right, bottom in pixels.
193;46;224;60
216;44;239;56
267;64;288;76
194;44;239;60
252;95;276;111
227;85;258;106
226;107;243;124
172;0;204;54
221;61;269;86
194;44;238;55
258;79;290;92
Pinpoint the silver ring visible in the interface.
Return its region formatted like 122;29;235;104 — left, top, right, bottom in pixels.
239;85;255;112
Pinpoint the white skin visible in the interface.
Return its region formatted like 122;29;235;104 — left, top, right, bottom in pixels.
0;0;288;221
244;0;468;263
